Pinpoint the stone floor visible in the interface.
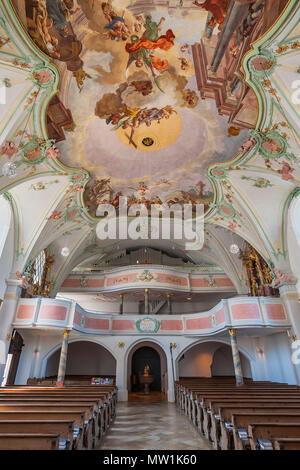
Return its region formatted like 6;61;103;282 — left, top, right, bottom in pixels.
98;393;212;450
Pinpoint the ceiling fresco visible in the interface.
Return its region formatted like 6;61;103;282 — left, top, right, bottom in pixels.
21;0;257;216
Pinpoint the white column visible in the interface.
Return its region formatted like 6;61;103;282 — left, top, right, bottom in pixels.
56;330;70;387
0;278;21;383
279;283;300;383
279;283;300;338
167;343;177;402
144;288;149;315
228;328;244;386
115;346;128;401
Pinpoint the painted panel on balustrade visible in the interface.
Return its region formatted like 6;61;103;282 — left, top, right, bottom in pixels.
227;298;264;325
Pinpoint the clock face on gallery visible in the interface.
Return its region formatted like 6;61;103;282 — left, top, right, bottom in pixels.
0;0;299;454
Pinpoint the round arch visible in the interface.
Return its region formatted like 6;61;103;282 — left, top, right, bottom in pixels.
126;339;168;395
40;338;117;377
175;338;254;380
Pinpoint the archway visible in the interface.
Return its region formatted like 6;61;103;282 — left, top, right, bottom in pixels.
132;346;161;392
127;341;168;396
45;340;117;382
211;344;252;378
177;340;252;379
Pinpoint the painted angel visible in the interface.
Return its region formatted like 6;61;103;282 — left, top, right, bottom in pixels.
102;2;130;41
125;16;175;91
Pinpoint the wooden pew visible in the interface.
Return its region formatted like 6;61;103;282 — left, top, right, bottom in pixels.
192;390;300;429
213;404;300;450
273;438;300;450
0;393;106;436
9;386;118;421
0;385;118;450
0;410;86;449
0;433;60;450
175;378;300;452
180;386;300;419
248;423;300;450
0;420;74;449
200;395;300;440
0;403;95;449
2;387;116;431
231;413;300;450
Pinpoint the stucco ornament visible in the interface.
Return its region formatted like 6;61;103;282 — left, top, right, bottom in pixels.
135;317;161;333
135;270;158;282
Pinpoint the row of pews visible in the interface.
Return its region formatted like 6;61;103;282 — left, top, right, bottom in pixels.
0;384;117;450
175;377;300;450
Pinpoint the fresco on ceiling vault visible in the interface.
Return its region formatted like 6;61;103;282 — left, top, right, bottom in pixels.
22;0;273;217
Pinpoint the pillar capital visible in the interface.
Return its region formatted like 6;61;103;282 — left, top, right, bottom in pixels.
5;278;22;287
279;282;298;297
279;284;300;338
63;329;70;337
228;328;237;336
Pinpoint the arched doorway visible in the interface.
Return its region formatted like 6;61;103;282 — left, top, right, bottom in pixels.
132;346;161;392
127;341;168;396
45;341;116;382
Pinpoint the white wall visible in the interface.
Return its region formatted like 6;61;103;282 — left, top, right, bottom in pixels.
0;196;14;298
253;332;299;384
0;196;15;381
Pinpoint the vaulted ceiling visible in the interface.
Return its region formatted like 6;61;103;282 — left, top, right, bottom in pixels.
0;0;299;296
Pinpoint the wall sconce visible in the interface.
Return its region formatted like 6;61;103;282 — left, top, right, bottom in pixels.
287;330;298;342
256;347;264;357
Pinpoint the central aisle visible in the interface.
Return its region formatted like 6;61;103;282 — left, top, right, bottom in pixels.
98;395;212;450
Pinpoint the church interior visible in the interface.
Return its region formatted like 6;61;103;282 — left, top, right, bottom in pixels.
1;0;300;452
